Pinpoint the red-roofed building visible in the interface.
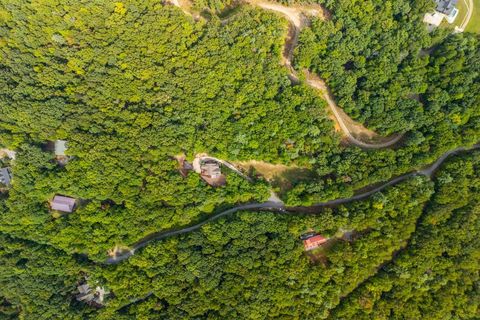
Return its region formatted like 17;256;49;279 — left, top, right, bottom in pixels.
303;235;328;251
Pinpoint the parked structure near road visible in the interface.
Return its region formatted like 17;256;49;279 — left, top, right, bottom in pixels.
50;195;76;213
0;167;12;186
303;234;328;251
424;0;459;27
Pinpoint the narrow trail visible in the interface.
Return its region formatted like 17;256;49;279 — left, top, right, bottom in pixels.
249;1;403;149
105;144;479;264
305;73;404;148
164;0;403;148
166;0;200;19
458;0;474;32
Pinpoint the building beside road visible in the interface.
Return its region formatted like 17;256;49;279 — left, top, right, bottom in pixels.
424;0;459;27
192;156;227;187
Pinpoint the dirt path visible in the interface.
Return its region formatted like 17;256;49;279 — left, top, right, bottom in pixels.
244;1;403;149
460;0;474;31
194;155;252;181
166;0;200;19
305;72;403;148
0;149;16;160
163;0;402;148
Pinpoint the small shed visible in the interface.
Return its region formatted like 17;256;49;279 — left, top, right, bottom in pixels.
50;195;76;213
303;235;328;251
0;167;12;186
55;140;67;157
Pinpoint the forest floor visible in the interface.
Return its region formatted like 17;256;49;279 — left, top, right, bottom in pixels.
235;160;296;180
235;160;315;193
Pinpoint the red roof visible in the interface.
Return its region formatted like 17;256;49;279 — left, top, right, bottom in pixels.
303;235;327;251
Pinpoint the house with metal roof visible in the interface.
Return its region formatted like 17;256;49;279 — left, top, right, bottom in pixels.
424;0;459;27
50;195;76;213
200;159;226;187
303;234;328;251
0;167;12;186
192;156;227;187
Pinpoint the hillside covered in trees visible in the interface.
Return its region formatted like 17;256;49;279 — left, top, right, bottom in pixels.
0;0;479;318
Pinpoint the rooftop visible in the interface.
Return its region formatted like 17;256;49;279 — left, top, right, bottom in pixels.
50;195;76;213
0;167;12;186
54;140;67;156
201;160;222;179
303;234;328;251
436;0;458;15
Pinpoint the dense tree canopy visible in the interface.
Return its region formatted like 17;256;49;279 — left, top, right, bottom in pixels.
0;0;479;318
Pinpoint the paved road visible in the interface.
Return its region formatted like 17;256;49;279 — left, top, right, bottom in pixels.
106;201;285;264
105;144;479;264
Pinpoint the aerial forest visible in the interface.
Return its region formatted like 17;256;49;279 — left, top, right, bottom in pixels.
0;0;479;318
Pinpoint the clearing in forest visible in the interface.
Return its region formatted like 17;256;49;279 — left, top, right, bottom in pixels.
235;160;315;193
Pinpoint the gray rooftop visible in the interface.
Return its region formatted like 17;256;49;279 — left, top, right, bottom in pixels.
51;195;76;213
0;167;12;186
435;0;458;15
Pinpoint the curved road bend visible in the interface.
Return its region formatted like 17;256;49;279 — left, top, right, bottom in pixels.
458;0;474;32
165;0;403;149
246;2;404;149
106;202;284;264
106;144;479;264
304;76;403;149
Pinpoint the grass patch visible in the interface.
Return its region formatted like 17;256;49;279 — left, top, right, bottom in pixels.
466;0;480;33
456;0;469;27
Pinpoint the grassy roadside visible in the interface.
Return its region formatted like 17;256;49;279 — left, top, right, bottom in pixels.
466;0;480;33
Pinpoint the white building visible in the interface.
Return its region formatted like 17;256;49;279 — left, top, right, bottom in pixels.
423;0;459;27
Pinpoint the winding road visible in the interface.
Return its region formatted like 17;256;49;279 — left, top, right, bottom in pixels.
166;0;404;149
106;144;479;264
107;1;480;265
247;1;404;149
